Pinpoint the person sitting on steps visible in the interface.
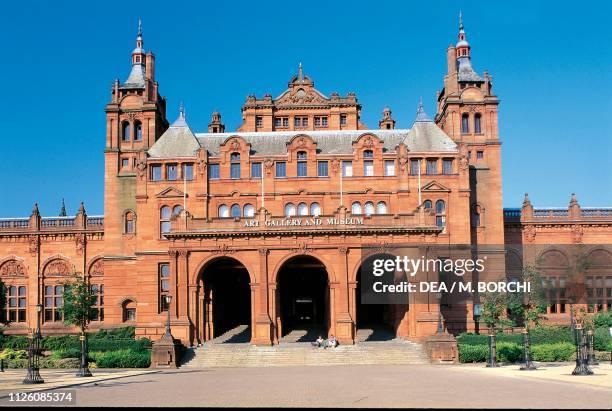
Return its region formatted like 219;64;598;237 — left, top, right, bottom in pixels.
325;335;337;349
312;335;325;348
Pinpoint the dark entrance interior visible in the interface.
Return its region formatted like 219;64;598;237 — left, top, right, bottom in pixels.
201;257;251;343
356;254;405;341
277;256;329;342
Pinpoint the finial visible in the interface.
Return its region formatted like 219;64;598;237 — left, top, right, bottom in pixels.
459;10;463;31
32;202;40;216
59;198;67;217
523;193;531;207
414;98;431;123
137;18;142;38
570;193;578;205
298;62;303;81
179;102;185;118
78;202;86;215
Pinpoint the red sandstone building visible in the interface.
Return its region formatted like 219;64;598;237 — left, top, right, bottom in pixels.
1;20;610;351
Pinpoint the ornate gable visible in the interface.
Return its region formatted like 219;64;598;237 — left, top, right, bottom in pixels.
156;187;187;198
421;181;451;193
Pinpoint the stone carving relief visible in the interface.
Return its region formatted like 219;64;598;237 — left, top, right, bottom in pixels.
0;260;27;276
28;235;39;256
276;87;326;106
75;233;86;255
571;225;583;244
44;259;72;276
524;225;536;243
89;259;104;277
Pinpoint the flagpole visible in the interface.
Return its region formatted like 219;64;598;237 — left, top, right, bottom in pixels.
340;163;343;208
261;167;265;209
183;166;187;225
418;159;422;206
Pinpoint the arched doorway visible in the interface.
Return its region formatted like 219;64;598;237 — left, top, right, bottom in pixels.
199;257;251;343
355;253;408;341
276;255;329;342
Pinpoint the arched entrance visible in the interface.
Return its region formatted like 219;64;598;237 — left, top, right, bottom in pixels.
276;255;330;342
355;253;408;341
198;257;251;343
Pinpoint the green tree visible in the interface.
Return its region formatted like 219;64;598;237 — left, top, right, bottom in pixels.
61;274;96;376
0;278;8;327
481;292;513;331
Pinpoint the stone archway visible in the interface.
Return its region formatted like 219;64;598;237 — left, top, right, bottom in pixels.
276;255;330;342
355;253;408;341
197;257;252;344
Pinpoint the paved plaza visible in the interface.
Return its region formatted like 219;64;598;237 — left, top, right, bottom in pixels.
0;364;609;408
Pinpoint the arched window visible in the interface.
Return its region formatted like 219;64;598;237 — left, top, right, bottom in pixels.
122;300;136;322
363;150;373;158
351;202;362;215
124;211;135;234
243;204;255;217
134;121;142;141
310;202;321;216
218;204;229;218
297;151;307;160
297;202;308;216
230;153;241;179
285;203;296;217
461;114;469;134
364;201;374;216
474;114;482;134
423;200;432;210
172;205;183;217
376;201;387;214
160;206;171;236
435;200;446;230
121;122;131;141
230;204;241;218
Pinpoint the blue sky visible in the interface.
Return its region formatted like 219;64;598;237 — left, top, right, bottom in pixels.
0;0;610;216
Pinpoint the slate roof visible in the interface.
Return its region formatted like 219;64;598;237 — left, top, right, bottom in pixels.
148;106;457;159
457;57;483;82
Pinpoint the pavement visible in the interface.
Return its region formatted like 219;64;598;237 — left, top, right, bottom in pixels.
0;363;608;408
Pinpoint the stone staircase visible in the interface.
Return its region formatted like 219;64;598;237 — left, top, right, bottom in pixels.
181;327;429;368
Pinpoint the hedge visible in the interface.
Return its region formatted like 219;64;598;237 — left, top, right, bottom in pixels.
459;342;576;363
89;350;151;368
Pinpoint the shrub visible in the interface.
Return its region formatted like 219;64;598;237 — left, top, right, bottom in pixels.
531;342;574;362
93;349;150;368
496;342;523;363
593;312;612;328
593;327;612;352
0;348;28;360
51;348;82;359
458;344;488;363
0;335;30;349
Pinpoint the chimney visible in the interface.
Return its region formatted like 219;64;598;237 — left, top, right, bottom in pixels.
521;193;533;221
146;52;155;82
447;45;457;75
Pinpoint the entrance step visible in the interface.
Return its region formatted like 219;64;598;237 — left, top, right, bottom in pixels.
207;325;251;344
181;339;429;368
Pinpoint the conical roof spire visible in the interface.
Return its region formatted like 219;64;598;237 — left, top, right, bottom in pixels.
522;193;532;207
459;10;464;32
31;202;40;217
59;198;67;217
137;17;142;39
77;202;86;215
298;62;304;81
414;98;432;123
170;102;190;128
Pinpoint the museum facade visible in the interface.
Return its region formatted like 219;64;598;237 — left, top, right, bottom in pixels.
1;19;610;348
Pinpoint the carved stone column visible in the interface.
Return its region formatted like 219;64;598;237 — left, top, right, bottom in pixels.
252;248;273;345
335;247;355;344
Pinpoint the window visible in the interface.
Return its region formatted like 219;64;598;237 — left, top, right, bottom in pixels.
160;206;171;236
474;114;482;134
166;164;178;180
151;165;162;181
209;164;220;179
124;211;135;234
297;202;308;216
342;161;353;177
44;285;63;322
377;201;387;214
251;162;262;178
364;201;374;216
297;161;307;177
256;116;263;128
426;159;437;175
274;118;281;127
363;150;373;158
230;204;241;218
6;286;26;323
436;200;446;230
322;117;328;127
230;153;241;179
410;159;420;175
172;205;183;217
423;200;432;210
476;151;484;160
121;158;129;169
135;121;142;141
340;114;347;125
285;203;296;217
276;162;286;178
121;122;130;141
159;264;170;312
314;116;328;127
297;151;307;160
461;114;469;134
123;300;136;322
351;202;362;215
384;160;395;176
310;202;321;216
364;160;374;176
295;117;308;127
443;159;453;175
218;204;229;218
243;204;255;217
183;164;194;180
91;284;104;322
317;161;328;177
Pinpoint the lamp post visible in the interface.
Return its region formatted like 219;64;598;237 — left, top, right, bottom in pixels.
473;303;481;335
519;327;536;370
76;332;92;377
164;295;173;337
23;304;44;384
572;323;593;375
436;292;444;334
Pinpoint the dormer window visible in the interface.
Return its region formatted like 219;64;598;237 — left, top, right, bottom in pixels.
230;153;241;179
297;151;307;177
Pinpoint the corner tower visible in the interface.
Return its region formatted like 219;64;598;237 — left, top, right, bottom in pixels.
435;14;503;244
104;20;169;256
